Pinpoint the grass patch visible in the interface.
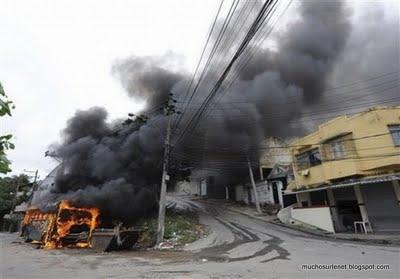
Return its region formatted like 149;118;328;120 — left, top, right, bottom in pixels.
164;211;200;244
137;210;204;247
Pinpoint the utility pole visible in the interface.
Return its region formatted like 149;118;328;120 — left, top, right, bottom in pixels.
24;169;39;207
156;93;180;246
247;156;261;214
30;170;38;191
11;178;21;213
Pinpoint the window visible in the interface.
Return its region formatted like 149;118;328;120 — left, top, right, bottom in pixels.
330;139;345;159
309;148;322;166
261;168;272;179
389;124;400;146
323;133;354;160
295;148;322;170
296;152;310;170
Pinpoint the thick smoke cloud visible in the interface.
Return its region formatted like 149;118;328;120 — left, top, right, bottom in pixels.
35;0;374;223
301;1;399;126
238;1;351;102
172;0;351;185
332;2;399;82
36;107;165;222
112;53;186;109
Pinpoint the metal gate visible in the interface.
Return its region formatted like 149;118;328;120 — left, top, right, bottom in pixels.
362;181;400;232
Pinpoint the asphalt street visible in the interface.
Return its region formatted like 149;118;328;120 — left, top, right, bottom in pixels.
1;203;399;278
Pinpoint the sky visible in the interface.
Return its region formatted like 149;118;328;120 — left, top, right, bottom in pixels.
0;0;218;179
0;0;398;180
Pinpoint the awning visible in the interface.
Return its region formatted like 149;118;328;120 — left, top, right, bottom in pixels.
284;173;400;195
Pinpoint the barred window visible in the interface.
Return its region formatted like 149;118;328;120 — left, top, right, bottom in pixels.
296;152;309;170
309;148;322;166
295;148;322;170
331;139;345;159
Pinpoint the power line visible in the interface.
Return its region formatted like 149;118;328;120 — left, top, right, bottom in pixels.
205;1;259;84
203;93;400;119
173;0;225;131
179;90;398;127
175;75;399;107
216;0;291;98
172;0;241;134
175;0;279;146
196;0;280;124
173;128;398;156
171;152;400;167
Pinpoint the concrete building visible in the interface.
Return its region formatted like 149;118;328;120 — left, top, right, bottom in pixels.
285;106;400;233
235;137;297;208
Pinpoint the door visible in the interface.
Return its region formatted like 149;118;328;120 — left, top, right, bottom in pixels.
200;180;207;197
272;182;279;205
363;182;400;232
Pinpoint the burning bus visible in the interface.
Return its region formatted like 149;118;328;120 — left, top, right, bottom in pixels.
21;200;100;249
20;165;149;251
21;199;146;251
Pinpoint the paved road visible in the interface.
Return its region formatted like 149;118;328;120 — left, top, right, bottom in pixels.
1;203;399;278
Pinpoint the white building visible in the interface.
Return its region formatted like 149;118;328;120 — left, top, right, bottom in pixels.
234;137;297;207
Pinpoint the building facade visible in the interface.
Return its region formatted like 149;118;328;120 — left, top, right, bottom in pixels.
235;137;297;208
285;106;400;233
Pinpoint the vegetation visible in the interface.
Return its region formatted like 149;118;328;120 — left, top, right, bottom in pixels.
0;82;15;174
0;174;33;219
164;211;202;244
138;210;204;247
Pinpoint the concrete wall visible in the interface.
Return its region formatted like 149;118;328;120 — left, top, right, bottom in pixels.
235;181;282;206
174;180;200;196
277;204;294;224
296;192;311;207
291;206;335;232
259;137;291;170
235;185;245;202
235;185;252;204
289;107;400;190
252;181;276;205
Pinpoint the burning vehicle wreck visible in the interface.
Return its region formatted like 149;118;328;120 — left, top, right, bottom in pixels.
21;200;145;251
21;200;99;249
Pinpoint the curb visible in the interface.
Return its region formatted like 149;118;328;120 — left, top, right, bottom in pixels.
222;205;400;247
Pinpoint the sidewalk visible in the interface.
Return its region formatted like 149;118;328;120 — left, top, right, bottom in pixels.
211;199;400;246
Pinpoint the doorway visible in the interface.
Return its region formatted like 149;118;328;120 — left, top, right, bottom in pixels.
272;182;279;204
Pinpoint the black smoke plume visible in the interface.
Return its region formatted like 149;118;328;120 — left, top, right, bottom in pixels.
35;1;392;223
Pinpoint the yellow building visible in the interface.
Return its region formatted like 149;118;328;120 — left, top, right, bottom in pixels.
284;106;400;233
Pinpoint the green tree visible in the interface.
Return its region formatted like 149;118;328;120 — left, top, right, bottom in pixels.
0;174;33;219
0;82;15;174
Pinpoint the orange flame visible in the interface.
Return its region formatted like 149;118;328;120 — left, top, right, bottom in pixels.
23;200;100;249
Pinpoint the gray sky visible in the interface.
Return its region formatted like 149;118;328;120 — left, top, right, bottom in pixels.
1;0;218;178
1;0;398;179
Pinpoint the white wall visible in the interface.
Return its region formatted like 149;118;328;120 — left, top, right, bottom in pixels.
291;206;335;233
235;181;282;206
174;180;200;196
277;204;294;224
235;185;244;202
252;181;275;205
259;137;291;169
